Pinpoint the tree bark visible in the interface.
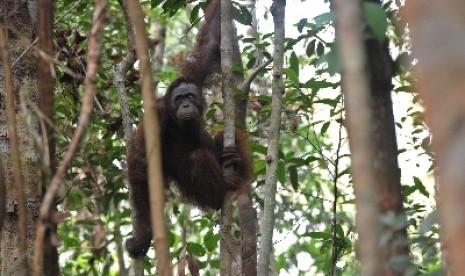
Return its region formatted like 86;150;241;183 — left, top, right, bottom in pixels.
0;0;41;274
126;0;171;274
405;1;465;274
115;0;140;274
220;1;236;275
362;1;411;274
257;1;286;275
334;0;381;275
37;0;60;274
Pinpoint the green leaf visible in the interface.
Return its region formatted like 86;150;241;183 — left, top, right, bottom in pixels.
151;0;164;9
363;2;388;42
232;4;252;25
306;40;316;57
289;166;298;190
204;231;219;252
168;231;176;247
325;47;340;75
254;159;266;176
413;176;429;197
336;224;344;238
316;44;340;75
289;51;299;78
321;121;330;134
306;231;332;240
296;18;308;33
313;12;333;28
288;157;307;167
314;98;338;107
205;108;217;120
186;242;206;257
252;144;268;155
283;68;299;87
316;42;325;56
190;3;202;24
257;94;272;104
276;254;287;270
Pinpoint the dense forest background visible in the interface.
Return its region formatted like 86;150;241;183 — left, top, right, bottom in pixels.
2;0;464;275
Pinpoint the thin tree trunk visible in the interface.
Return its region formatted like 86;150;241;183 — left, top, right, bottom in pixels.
234;4;258;276
37;0;60;274
405;1;465;274
334;0;381;275
115;0;140;274
257;1;285;275
126;1;171;274
361;1;411;274
220;0;236;275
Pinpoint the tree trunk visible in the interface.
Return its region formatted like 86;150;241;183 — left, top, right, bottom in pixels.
334;0;381;274
257;1;286;275
0;0;41;274
37;0;60;274
405;1;465;274
362;1;411;274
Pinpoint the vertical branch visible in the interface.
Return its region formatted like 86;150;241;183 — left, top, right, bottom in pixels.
334;0;380;275
32;1;108;275
151;25;166;81
221;0;236;145
0;21;27;257
257;1;286;275
220;0;236;274
331;117;343;275
125;1;171;275
115;0;137;143
405;1;465;274
37;0;60;274
235;2;258;275
38;0;55;173
113;1;138;272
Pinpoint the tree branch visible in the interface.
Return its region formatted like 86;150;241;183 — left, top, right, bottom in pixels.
242;58;273;96
125;0;171;274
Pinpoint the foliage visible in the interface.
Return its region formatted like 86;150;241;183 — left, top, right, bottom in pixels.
51;0;440;275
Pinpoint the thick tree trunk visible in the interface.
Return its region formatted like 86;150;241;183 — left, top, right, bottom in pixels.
0;0;41;274
405;1;465;273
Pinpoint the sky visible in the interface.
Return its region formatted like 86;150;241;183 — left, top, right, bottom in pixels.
256;0;330;35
